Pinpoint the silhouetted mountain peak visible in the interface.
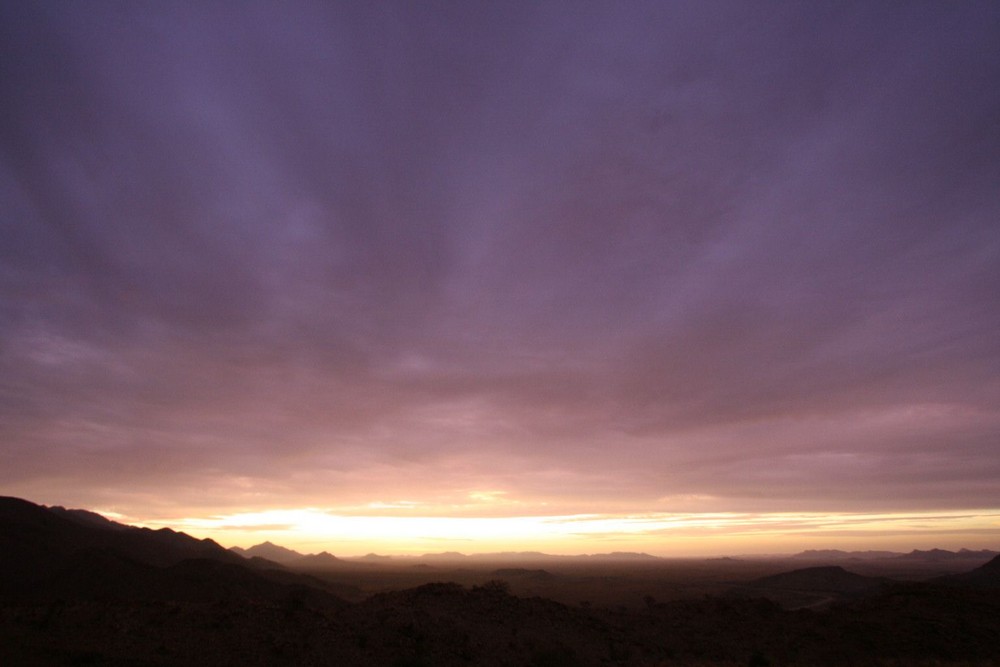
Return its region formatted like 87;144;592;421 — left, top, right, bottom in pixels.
792;549;901;560
238;541;305;564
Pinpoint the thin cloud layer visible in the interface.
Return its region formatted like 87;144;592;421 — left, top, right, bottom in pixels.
1;2;999;546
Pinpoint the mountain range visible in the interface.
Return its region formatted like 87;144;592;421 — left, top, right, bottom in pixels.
3;496;1000;666
790;548;999;561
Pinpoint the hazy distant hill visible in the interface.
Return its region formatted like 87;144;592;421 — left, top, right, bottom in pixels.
418;550;468;561
355;552;393;562
934;554;1000;588
580;551;662;562
896;548;999;562
233;542;666;568
411;550;662;564
231;540;305;564
727;565;890;609
786;548;999;563
791;549;901;560
295;551;344;568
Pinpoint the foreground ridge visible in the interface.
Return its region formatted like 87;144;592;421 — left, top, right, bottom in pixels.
2;497;1000;666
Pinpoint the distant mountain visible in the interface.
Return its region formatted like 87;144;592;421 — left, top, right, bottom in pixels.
229;546;665;566
418;551;469;562
934;554;1000;588
231;541;305;564
355;552;392;562
229;543;354;570
412;550;662;564
295;551;344;568
579;551;662;561
492;551;661;562
745;566;888;595
897;548;999;562
956;548;999;559
468;551;549;561
792;549;901;560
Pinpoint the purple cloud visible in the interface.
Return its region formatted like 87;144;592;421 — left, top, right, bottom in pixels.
1;1;998;542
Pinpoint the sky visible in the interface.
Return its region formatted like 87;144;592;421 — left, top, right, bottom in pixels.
1;1;999;557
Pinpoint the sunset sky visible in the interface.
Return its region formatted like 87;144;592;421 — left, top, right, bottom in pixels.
2;1;999;557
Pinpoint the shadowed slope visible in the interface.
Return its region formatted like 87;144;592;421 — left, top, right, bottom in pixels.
0;497;351;603
934;554;1000;588
0;496;245;594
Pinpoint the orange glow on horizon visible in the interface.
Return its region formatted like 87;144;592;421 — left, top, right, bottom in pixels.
130;508;1000;558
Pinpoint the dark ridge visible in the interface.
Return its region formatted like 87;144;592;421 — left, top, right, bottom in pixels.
934;554;1000;588
0;496;243;594
47;506;129;531
3;496;1000;666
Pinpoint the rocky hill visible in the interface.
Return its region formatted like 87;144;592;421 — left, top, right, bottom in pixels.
230;540;305;564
